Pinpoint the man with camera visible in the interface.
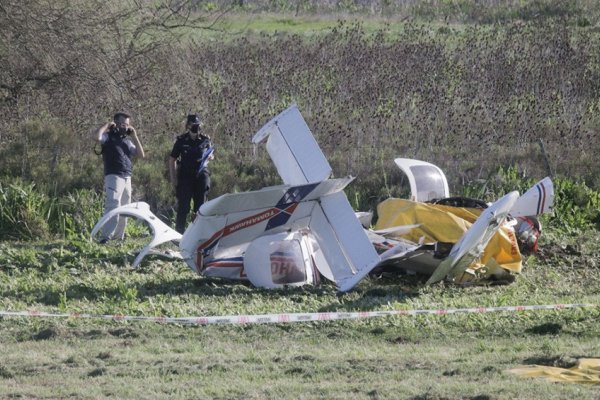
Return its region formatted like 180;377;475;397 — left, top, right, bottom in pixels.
92;112;145;243
169;114;214;234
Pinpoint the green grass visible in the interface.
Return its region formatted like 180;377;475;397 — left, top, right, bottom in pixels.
1;327;598;399
1;229;599;398
184;12;468;42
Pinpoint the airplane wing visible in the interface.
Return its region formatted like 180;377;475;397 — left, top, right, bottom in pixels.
426;191;519;284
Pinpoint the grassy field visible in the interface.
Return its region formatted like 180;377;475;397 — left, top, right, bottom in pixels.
1;227;599;398
2;2;600;398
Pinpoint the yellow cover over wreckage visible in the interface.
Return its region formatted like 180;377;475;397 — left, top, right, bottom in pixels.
508;359;600;385
374;198;521;280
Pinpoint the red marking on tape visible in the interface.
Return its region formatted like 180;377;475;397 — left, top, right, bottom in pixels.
278;314;290;322
2;303;597;327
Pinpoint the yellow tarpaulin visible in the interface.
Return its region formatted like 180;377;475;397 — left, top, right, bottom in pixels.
508;359;600;385
374;198;522;281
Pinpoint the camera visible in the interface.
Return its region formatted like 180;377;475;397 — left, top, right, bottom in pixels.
111;126;133;137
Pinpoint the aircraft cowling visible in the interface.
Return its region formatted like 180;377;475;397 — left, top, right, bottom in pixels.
244;232;319;289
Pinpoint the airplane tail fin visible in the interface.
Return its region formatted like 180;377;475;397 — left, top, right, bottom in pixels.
510;177;553;217
252;105;331;185
251;105;381;291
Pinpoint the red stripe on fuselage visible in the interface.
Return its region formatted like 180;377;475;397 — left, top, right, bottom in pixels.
223;208;279;236
195;204;299;267
205;261;244;268
197;207;279;253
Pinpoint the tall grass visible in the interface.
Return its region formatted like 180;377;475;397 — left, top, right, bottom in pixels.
0;178;104;241
1;170;598;241
0;179;50;240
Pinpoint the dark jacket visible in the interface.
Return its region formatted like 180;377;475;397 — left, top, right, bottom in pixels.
102;129;136;177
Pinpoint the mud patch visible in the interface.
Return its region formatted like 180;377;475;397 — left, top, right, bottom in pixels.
0;365;15;379
526;322;562;335
88;367;106;377
522;355;579;369
108;327;138;338
31;326;71;341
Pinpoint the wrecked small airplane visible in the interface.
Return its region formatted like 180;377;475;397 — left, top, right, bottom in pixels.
368;160;552;284
92;105;554;291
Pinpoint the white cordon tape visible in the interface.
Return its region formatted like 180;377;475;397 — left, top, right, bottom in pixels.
0;303;598;326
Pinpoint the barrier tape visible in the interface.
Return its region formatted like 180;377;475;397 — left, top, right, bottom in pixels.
0;303;598;326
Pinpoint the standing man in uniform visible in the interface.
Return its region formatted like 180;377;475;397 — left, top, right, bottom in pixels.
169;114;214;233
93;112;145;243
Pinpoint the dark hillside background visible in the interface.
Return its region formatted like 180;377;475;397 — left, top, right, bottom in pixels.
1;0;599;216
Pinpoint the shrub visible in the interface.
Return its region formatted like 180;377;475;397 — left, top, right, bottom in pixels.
0;178;51;240
550;177;600;233
50;188;104;240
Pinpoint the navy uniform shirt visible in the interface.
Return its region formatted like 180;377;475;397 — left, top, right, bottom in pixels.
170;133;212;178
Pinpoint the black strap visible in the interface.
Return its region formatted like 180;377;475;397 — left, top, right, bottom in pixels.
429;197;489;209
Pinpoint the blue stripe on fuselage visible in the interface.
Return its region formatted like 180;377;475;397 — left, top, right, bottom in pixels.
276;182;320;206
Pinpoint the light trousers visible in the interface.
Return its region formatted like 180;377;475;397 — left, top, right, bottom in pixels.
102;174;132;240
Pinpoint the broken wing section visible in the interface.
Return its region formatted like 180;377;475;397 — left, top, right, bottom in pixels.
90;202;182;267
426;191;519;284
308;191;381;292
252;104;332;185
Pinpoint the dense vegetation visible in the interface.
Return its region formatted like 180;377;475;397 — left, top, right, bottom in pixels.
1;0;600;234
